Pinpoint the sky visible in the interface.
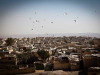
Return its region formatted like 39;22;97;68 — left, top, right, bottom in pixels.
0;0;100;36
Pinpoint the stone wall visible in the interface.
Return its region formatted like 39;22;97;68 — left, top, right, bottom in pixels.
54;62;69;70
0;67;35;75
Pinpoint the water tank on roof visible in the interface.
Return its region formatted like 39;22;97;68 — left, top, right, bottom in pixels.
2;50;4;52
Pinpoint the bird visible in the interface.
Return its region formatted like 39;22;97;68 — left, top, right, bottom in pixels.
29;18;31;20
74;20;76;22
31;29;33;30
35;12;36;14
51;22;53;23
36;20;37;22
45;15;47;17
95;11;97;13
42;26;43;28
65;12;67;15
77;17;79;18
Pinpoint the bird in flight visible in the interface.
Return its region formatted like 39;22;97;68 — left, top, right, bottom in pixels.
74;20;76;22
65;12;67;15
31;29;33;30
51;22;53;23
38;20;39;23
29;18;31;20
95;11;97;13
45;15;47;17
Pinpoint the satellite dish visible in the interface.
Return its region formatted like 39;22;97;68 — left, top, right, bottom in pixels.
2;50;4;52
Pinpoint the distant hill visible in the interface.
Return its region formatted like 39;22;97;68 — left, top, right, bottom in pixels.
0;33;100;38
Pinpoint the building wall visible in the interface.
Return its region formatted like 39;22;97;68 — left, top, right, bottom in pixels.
70;65;79;71
0;67;35;75
88;68;100;75
83;56;97;69
0;56;17;68
0;52;9;58
97;62;100;67
69;60;80;64
54;62;69;70
77;49;82;53
88;71;100;75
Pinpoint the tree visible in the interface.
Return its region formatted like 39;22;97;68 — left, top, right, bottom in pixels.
24;49;31;52
37;49;50;60
89;40;94;45
17;52;38;64
5;38;14;46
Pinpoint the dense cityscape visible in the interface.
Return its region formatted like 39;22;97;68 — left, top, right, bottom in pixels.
0;36;100;75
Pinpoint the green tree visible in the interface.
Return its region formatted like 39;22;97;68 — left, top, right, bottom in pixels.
24;49;31;52
5;38;14;46
17;52;38;64
37;49;50;60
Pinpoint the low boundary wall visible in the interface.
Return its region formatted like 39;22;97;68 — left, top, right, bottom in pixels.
0;67;35;75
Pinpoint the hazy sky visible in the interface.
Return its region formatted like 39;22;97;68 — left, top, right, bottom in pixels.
0;0;100;35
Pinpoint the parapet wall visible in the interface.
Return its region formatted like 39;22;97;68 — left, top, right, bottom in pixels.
0;67;35;75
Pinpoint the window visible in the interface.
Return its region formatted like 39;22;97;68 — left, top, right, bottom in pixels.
9;57;11;60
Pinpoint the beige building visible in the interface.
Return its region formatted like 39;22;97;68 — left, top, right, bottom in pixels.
0;53;17;69
83;54;97;69
88;67;100;75
70;63;79;71
53;57;70;70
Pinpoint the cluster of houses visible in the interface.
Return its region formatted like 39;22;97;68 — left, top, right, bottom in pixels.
0;36;100;75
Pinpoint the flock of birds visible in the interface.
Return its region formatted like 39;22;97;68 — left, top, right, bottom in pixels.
29;11;97;34
29;12;77;31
